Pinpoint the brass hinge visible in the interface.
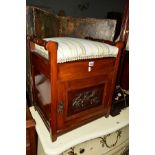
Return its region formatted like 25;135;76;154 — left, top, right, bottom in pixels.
57;101;64;113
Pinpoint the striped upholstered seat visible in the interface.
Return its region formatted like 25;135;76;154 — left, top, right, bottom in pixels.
35;37;118;63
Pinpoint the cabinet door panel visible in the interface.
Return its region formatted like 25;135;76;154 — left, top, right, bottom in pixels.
57;75;112;131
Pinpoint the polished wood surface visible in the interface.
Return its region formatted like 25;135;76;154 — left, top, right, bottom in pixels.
117;0;129;85
28;36;123;142
47;41;58;141
26;105;37;155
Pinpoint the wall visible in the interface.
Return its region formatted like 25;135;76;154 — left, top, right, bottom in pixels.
26;0;126;19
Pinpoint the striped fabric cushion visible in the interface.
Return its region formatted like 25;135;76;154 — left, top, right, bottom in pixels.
35;37;118;63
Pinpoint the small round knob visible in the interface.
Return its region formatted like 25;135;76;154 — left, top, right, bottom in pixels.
79;148;85;154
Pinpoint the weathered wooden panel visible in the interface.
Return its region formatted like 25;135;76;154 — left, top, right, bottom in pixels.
26;6;35;36
26;6;116;41
58;16;116;41
33;7;59;38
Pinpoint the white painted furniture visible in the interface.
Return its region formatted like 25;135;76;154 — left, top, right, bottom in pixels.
29;107;129;155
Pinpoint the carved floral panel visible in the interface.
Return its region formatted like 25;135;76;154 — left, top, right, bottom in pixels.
68;84;104;115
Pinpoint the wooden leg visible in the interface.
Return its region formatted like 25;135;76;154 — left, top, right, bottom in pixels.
51;134;57;142
105;113;110;118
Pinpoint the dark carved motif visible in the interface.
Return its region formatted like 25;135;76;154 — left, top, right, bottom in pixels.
67;147;77;155
66;129;122;154
100;129;122;148
72;88;101;110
